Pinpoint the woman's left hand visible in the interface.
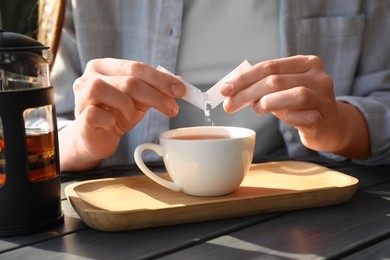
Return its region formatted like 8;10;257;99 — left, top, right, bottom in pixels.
220;55;370;159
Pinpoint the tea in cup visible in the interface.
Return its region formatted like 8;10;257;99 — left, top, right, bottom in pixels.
134;126;256;196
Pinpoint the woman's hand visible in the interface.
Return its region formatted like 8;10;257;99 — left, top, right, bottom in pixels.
60;58;185;171
220;55;370;159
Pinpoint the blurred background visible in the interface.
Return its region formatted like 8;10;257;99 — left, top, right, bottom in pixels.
1;0;38;38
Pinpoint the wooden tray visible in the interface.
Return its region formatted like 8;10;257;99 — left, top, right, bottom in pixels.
65;161;358;232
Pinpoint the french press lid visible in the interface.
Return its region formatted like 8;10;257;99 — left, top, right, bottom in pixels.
0;30;52;90
0;29;47;51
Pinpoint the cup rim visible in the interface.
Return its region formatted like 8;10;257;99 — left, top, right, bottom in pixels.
160;126;256;141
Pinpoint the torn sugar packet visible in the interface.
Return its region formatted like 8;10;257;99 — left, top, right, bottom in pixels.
206;60;252;109
157;60;252;111
157;66;208;111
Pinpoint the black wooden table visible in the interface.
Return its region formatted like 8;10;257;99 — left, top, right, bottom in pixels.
0;157;389;259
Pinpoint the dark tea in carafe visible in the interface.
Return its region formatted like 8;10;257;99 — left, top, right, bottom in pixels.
0;129;57;185
25;130;57;182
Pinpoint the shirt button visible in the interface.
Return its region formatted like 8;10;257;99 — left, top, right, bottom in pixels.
283;131;294;141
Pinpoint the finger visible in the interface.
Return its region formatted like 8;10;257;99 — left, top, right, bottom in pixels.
224;73;318;113
85;58;186;98
221;55;323;96
273;109;323;130
75;74;179;119
81;105;116;131
74;77;136;120
255;87;332;116
105;76;180;117
252;55;323;76
76;105;121;160
81;104;146;139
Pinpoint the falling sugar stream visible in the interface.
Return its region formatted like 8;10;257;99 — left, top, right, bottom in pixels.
204;102;215;126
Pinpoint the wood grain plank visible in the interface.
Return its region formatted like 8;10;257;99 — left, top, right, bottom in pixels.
0;201;88;253
157;182;390;259
4;182;387;259
0;213;279;259
1;160;388;259
343;237;390;259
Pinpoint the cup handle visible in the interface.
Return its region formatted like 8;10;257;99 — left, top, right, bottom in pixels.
134;144;182;192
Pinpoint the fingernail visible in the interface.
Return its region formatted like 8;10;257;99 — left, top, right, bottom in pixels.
171;85;183;97
170;101;179;116
255;101;265;115
223;98;233;113
220;82;233;96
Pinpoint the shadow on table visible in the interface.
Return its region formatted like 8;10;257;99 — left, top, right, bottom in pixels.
157;189;390;259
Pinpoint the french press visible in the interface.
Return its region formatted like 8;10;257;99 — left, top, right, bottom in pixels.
0;30;63;235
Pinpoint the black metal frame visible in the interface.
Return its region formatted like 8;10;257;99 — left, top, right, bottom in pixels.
0;87;63;236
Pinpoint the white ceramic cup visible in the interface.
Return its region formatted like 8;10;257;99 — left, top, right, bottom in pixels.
134;126;256;196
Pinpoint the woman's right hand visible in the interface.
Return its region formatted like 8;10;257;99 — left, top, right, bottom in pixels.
59;58;186;171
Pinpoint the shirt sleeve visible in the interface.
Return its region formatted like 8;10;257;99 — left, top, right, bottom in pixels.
321;94;390;166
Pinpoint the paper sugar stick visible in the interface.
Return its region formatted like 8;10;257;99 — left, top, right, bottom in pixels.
206;60;252;108
157;60;252;111
157;66;207;111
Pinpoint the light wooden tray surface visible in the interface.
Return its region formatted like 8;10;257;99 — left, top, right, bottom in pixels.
65;161;358;232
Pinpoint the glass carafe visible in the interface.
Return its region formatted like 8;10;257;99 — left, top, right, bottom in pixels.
0;30;63;236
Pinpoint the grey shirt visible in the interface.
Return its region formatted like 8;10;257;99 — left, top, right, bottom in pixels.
173;0;285;158
51;0;390;166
